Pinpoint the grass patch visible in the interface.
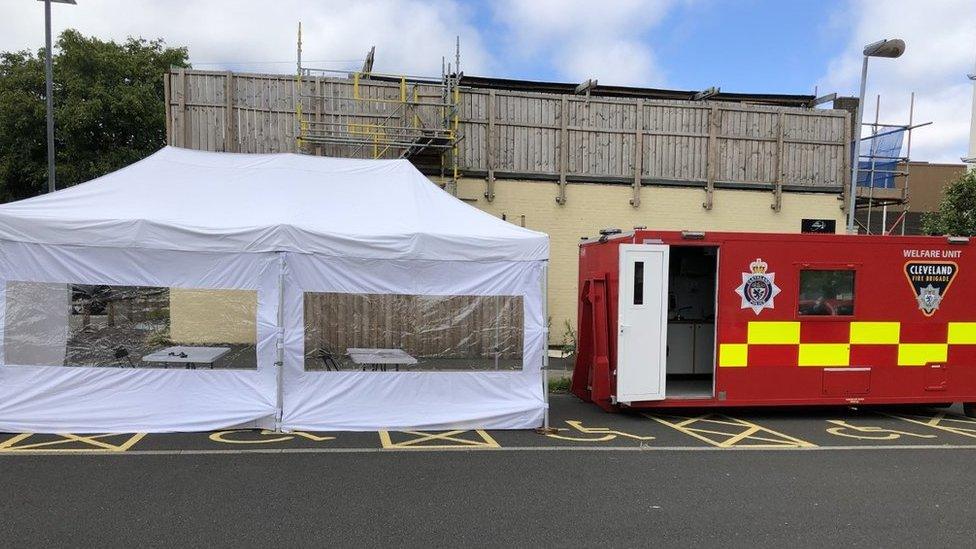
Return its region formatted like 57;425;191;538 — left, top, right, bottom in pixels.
548;376;571;393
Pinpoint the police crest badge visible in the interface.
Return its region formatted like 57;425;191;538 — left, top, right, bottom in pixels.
735;258;781;315
905;261;957;316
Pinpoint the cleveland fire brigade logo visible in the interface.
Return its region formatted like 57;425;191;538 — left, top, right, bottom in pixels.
735;258;780;315
905;261;958;316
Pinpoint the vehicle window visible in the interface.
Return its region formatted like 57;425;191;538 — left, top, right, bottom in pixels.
798;270;855;316
633;261;644;305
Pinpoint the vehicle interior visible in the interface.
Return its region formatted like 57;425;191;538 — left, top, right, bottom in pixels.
665;246;717;398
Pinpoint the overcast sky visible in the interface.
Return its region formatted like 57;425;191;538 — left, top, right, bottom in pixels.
3;0;975;163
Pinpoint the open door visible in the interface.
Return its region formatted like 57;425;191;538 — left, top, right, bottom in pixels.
616;244;669;403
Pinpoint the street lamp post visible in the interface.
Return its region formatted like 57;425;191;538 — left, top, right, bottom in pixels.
39;0;76;194
847;38;905;234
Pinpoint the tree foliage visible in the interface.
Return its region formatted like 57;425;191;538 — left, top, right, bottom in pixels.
0;30;189;202
922;170;976;236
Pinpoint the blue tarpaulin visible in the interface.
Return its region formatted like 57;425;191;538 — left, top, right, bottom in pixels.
856;128;904;188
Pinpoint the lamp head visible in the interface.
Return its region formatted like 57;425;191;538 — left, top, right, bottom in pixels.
863;39;905;58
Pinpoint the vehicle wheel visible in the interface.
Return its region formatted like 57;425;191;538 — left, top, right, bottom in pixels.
929;403;953;408
964;403;976;418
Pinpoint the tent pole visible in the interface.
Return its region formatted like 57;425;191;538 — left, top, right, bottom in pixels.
274;252;285;432
542;262;550;430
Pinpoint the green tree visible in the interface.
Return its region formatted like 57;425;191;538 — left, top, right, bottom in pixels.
922;170;976;236
0;30;189;202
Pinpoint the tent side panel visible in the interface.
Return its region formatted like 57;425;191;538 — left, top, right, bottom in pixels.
0;243;280;433
280;254;547;431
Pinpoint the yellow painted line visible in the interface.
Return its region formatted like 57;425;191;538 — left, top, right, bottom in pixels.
0;433;146;453
9;445;976;456
824;420;936;441
798;343;850;367
644;413;816;448
0;433;32;450
849;322;900;344
545;420;654;442
947;322;976;344
378;429;500;449
209;430;336;445
884;412;976;439
747;322;800;345
718;343;748;367
897;343;948;366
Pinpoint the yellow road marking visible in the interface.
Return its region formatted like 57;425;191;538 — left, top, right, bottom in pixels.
378;430;499;449
546;420;654;443
0;433;146;453
209;430;336;444
825;420;936;441
884;411;976;439
645;413;816;448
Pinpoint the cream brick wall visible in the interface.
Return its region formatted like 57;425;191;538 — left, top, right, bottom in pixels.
169;289;257;345
456;178;844;345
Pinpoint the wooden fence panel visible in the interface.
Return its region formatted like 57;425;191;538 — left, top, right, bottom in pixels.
303;293;524;359
166;70;851;190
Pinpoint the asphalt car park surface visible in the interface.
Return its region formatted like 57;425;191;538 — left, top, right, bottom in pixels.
4;394;976;453
3;394;976;547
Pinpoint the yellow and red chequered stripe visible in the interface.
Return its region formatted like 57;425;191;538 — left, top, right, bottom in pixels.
719;321;976;368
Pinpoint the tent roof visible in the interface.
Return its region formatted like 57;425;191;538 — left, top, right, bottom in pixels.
0;147;548;261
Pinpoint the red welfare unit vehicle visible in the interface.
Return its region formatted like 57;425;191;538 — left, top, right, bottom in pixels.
571;229;976;416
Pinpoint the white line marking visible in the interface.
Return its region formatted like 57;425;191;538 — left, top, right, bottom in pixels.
2;444;976;457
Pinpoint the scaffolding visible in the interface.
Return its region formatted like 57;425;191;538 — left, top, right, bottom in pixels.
853;92;932;235
293;25;462;192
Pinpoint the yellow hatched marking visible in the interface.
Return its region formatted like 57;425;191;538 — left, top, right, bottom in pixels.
546;420;654;442
0;433;146;453
897;343;947;366
849;322;900;344
747;322;800;345
798;343;850;367
718;343;748;367
378;430;500;449
947;322;976;344
885;412;976;439
825;420;936;440
644;413;816;448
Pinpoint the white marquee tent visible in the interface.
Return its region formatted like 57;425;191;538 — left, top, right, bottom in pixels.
0;147;549;432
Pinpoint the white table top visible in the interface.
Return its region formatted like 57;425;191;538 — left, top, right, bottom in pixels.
346;348;418;365
142;346;231;364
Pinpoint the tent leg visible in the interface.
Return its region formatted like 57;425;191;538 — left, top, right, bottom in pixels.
274;252;285;433
536;262;556;434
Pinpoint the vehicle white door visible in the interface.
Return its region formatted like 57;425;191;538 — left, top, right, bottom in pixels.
616;244;669;403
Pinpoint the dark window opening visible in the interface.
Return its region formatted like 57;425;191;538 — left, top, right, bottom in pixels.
798;270;855;316
633;261;644;305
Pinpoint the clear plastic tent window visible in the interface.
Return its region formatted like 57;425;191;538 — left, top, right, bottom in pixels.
303;293;524;372
4;282;258;370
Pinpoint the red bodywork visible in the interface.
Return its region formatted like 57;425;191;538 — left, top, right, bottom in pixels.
571;230;976;411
